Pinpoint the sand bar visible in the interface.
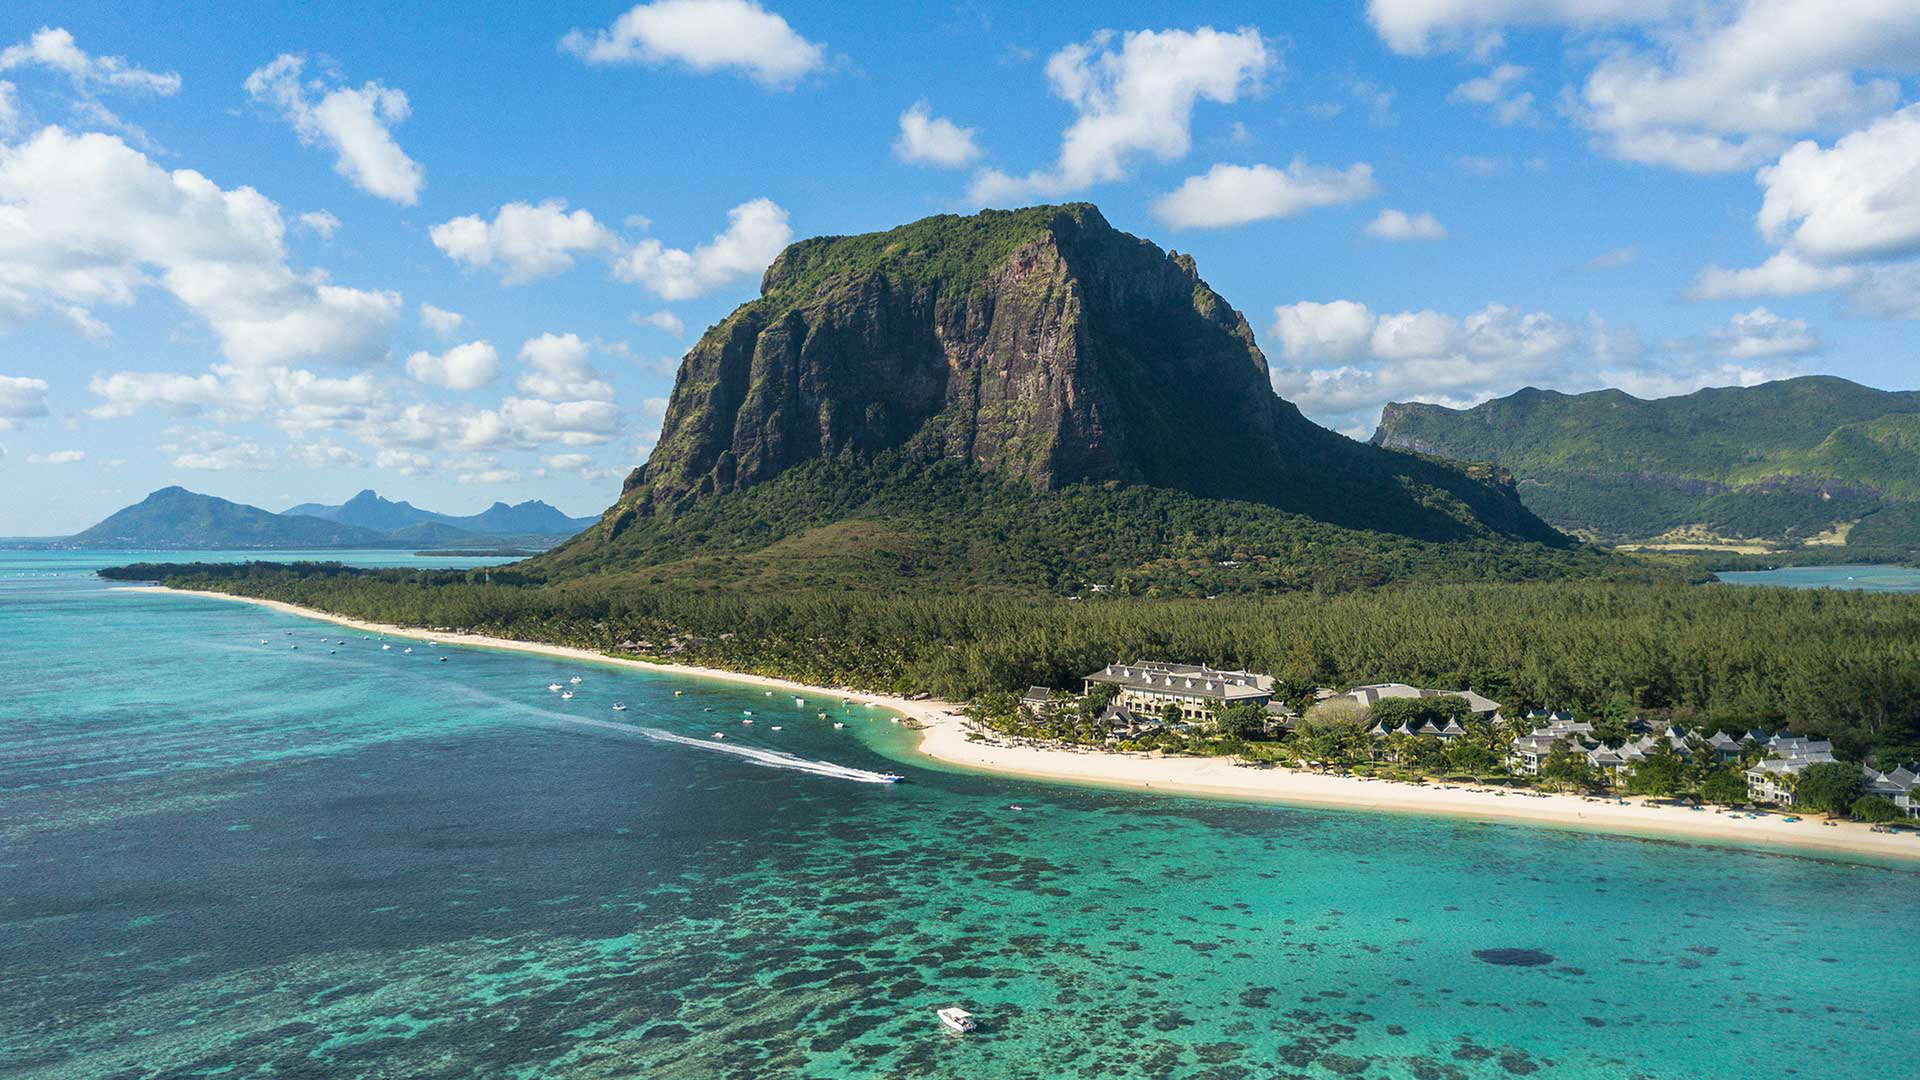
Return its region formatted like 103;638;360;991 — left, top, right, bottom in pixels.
123;586;1920;864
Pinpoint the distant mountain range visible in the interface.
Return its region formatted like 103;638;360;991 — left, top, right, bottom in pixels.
45;487;597;551
1371;376;1920;558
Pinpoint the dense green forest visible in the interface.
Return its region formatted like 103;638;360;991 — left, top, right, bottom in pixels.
103;562;1920;768
532;453;1637;595
1372;376;1920;557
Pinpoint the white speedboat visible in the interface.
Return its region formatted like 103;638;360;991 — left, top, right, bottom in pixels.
382;644;391;650
547;683;563;692
711;732;725;739
833;722;845;730
560;690;574;700
937;1007;976;1034
794;697;805;706
403;647;413;654
569;676;581;685
612;703;627;712
259;639;269;645
438;657;448;663
770;725;782;731
742;718;753;725
673;690;684;697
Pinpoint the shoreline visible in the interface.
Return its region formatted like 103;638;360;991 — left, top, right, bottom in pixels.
123;586;1920;865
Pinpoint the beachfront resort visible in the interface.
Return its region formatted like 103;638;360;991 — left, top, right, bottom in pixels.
1002;660;1920;823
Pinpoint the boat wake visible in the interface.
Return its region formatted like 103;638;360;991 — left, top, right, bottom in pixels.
542;713;903;785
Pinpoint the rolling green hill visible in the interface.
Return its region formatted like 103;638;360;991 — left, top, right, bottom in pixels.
1372;377;1920;558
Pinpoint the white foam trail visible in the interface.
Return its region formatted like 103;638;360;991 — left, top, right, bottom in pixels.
540;713;902;785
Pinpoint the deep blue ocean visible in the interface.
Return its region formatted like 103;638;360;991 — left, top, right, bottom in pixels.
3;551;1917;1078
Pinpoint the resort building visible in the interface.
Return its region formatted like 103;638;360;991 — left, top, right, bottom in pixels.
1084;661;1275;722
1020;686;1055;713
1506;713;1597;775
1744;735;1838;805
1323;683;1501;717
1861;764;1919;819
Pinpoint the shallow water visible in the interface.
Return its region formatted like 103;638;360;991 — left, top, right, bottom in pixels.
1715;563;1920;592
3;552;1916;1078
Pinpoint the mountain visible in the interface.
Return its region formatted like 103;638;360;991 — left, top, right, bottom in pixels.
67;487;396;549
533;204;1618;594
285;490;597;536
1371;377;1920;555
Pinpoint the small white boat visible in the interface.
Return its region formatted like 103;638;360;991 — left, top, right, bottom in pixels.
428;641;438;647
711;732;725;739
382;644;392;651
260;639;269;645
561;690;574;700
833;722;845;730
290;644;299;650
438;657;448;663
742;718;753;725
770;725;782;731
890;717;900;724
937;1007;976;1034
764;691;773;697
673;690;684;697
818;712;829;720
794;697;805;707
569;676;581;685
612;703;627;712
403;648;413;654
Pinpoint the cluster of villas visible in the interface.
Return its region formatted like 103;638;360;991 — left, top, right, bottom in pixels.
1020;660;1919;818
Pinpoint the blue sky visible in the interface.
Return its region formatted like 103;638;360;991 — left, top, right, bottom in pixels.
1;0;1917;534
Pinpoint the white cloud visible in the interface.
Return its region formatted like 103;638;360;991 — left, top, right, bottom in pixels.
560;0;826;89
419;302;463;337
1152;159;1377;229
1692;252;1859;299
0;127;400;368
85;371;223;419
288;442;361;468
457;464;521;486
376;449;431;476
244;55;423;205
1586;246;1637;269
405;340;500;391
0;27;179;95
894;100;982;168
26;448;83;464
969;26;1269;203
543;452;592;470
637;309;685;336
1270;301;1376;362
0;81;19;134
1757;103;1920;263
1370;1;1920;174
615;197;790;299
1852;263;1920;319
430;199;618;284
1449;63;1534;124
0;374;50;429
1713;306;1819;358
166;431;273;471
1364;208;1447;240
296;210;341;238
517;333;614;402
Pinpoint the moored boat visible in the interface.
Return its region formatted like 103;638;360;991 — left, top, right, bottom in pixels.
937;1007;976;1034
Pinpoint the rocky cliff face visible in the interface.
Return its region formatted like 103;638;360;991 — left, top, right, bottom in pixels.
591;204;1561;547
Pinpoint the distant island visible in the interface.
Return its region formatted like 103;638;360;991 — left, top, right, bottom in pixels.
33;486;597;551
1372;376;1920;563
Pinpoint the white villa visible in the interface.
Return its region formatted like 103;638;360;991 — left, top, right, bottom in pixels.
1863;764;1920;819
1324;683;1502;717
1084;661;1276;723
1744;735;1838;805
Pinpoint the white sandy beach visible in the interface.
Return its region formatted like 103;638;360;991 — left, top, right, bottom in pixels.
125;585;1920;864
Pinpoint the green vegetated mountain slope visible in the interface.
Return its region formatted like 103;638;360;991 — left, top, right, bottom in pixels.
532;204;1628;595
68;488;396;549
1371;377;1920;556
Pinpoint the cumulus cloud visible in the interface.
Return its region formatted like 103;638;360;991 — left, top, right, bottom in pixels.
1448;63;1534;124
430;199;618;284
405;340;500;391
516;333;614;401
1757;102;1920;262
637;310;685;336
0;81;20;135
615;197;790;299
894;101;981;168
165;431;273;471
1369;1;1920;174
0;374;50;429
1265;297;1779;432
969;26;1269;203
26;448;84;464
244;54;424;205
1364;208;1447;240
0;27;179;95
85;371;223;419
1152;159;1377;229
0;128;400;368
296;210;341;238
419;303;463;337
1713;307;1819;358
1692;252;1859;299
560;0;826;88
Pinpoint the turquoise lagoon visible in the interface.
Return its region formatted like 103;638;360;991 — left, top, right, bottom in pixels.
1716;563;1920;592
2;551;1917;1078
